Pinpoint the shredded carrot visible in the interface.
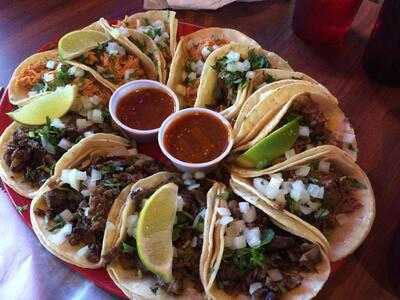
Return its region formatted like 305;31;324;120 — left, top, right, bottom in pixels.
16;62;47;90
76;77;112;104
187;38;228;61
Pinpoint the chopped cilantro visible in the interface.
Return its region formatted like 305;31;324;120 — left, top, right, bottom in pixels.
248;49;269;69
121;241;136;253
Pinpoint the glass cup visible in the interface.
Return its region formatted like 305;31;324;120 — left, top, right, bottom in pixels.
292;0;363;44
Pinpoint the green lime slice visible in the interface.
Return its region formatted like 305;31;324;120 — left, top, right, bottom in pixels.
7;85;76;125
58;30;109;60
236;116;301;169
136;183;178;283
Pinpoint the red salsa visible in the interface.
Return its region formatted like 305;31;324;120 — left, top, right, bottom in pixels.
164;111;229;163
116;88;175;130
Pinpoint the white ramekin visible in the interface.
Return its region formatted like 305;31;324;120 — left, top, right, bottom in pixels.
158;108;234;173
109;80;179;142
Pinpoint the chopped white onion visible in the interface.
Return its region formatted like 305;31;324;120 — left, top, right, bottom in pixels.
50;118;65;129
90;168;102;181
59;209;73;222
244;227;261;247
267;269;284;282
218;216;233;226
242;206;257;223
84;207;90;217
48;223;72;246
46;60;57;69
318;161;331;173
194;60;204;75
74;67;85;77
226;51;240;62
126;214;139;237
84;131;94;137
60;169;87;190
295;165;311;177
43;72;55;82
106;42;120;55
264;174;283;199
249;282;263;295
201;46;211;59
176;195;184;211
239;201;250;214
76;118;94;129
290;180;307;202
194;171;205;180
253;177;269;195
87;109;103;123
285;149;296;160
232;235;246;249
40;136;56;154
246;71;255;79
217;207;231;216
58;138;73;150
299;126;310;137
281;181;292;195
76;245;90;257
307;184;325;199
187;183;200;191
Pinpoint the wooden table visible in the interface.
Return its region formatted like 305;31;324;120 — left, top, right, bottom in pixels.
1;0;399;299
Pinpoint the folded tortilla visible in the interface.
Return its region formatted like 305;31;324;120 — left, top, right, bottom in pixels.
167;27;259;108
230;145;375;261
202;181;331;299
194;42;293;119
30;133;153;268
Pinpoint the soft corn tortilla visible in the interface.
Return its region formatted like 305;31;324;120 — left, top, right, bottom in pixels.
63;21;158;89
202;182;331;300
30;134;143;268
194;42;293;120
234;83;357;160
167;27;259;108
230;145;376;261
107;171;205;299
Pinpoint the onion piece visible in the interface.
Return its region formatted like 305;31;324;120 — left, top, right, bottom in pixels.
58;138;73;150
242;206;257;223
244;227;261;247
249;282;263;295
299;126;310;137
187;183;200;191
218;216;233;226
194;171;205;180
50;118;65;129
253;177;269;196
239;201;250;214
59;209;73;223
60;169;87;191
40;136;56;154
217;207;231;216
307;184;324;199
76;245;90;257
232;235;246;249
48;223;72;246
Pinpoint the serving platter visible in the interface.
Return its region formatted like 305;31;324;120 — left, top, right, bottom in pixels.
0;18;347;298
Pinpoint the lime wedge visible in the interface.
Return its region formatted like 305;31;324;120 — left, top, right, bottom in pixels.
7;85;76;125
236;117;301;169
136;183;178;283
58;30;109;60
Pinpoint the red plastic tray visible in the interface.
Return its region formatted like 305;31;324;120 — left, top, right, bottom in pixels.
0;20;343;298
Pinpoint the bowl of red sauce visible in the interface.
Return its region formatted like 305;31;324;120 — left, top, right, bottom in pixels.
109;80;179;142
158;108;233;173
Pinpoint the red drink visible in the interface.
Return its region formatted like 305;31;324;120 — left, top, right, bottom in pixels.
363;0;400;87
293;0;363;44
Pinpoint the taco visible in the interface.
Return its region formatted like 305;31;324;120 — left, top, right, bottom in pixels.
167;27;259;108
30;133;165;268
116;10;178;75
97;18;167;84
233;87;357;170
8;50;113;109
62;29;158;89
194;42;293;119
106;171;213;299
233;80;335;141
230;145;375;261
201;181;330;299
0;92;118;198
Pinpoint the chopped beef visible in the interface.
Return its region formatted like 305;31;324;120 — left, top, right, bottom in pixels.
4;112;115;188
42;186;83;218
